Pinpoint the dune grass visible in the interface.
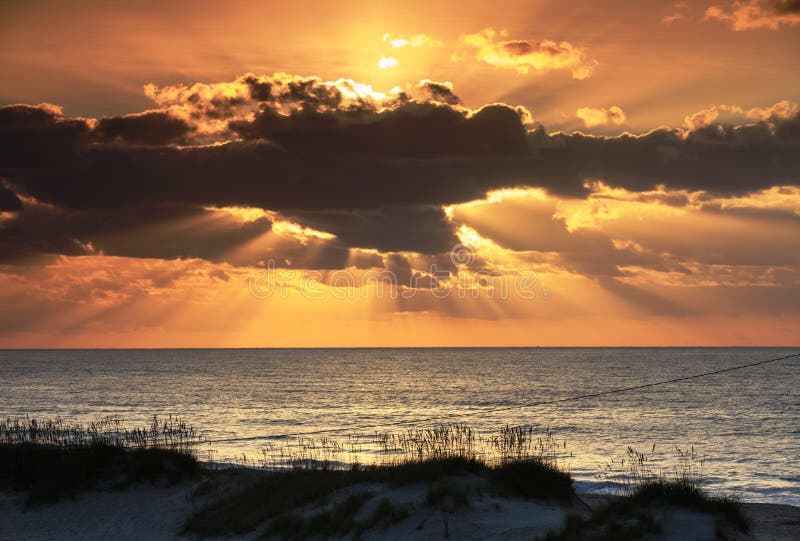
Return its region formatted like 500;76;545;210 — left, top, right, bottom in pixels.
539;445;748;541
185;423;575;538
2;418;750;540
539;481;748;541
631;479;748;536
0;416;201;504
492;459;574;501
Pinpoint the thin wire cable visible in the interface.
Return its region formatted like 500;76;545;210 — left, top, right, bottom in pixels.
201;351;800;445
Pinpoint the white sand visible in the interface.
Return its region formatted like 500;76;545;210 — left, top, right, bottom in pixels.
0;483;200;541
1;480;797;540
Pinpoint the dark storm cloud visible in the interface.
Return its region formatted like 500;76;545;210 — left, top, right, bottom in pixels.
381;253;440;290
0;94;799;265
93;111;192;146
287;206;458;254
0;203;272;264
0;103;90;169
4;101;798;213
230;102;529;158
0;103;70;128
0;184;22;211
263;238;352;270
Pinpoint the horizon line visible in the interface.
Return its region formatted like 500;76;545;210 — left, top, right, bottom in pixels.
2;345;799;351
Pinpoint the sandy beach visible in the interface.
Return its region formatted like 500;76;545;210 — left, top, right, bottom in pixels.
2;473;798;541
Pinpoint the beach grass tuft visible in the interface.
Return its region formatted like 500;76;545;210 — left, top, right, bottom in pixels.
540;445;748;540
491;459;574;501
0;416;201;504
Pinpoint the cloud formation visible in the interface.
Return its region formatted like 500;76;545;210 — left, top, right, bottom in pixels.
683;99;798;129
93;111;192;146
1;74;799;271
143;72;405;140
662;2;688;24
576;106;627;128
0;184;22;211
382;33;443;48
455;29;595;79
705;0;800;30
378;57;398;69
416;80;461;105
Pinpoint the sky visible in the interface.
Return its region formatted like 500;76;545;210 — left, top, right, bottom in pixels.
0;0;799;347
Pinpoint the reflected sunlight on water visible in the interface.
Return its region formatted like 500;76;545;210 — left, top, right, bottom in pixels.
1;348;798;504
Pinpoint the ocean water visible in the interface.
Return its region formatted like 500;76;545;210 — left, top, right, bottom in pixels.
1;348;798;505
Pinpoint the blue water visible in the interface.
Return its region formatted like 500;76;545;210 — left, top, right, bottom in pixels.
1;348;798;504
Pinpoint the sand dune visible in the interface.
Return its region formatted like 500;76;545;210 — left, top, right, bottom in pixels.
2;480;798;541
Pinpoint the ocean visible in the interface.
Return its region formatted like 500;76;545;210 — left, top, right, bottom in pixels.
1;347;798;505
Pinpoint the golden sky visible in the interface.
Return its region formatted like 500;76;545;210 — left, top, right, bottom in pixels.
1;0;799;346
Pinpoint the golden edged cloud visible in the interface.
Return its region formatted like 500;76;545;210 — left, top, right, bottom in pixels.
382;33;443;49
705;0;800;30
454;28;596;79
684;99;798;129
415;80;461;105
143;72;406;140
576;106;627;128
450;184;800;292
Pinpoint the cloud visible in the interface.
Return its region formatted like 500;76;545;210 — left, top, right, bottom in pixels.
93;111;192;146
227;101;531;159
0;184;22;211
377;56;398;69
139;72;527;147
684;99;798;129
774;0;800;12
416;80;461;105
286;206;458;254
3;93;799;215
143;72;402;140
0;102;65;124
662;2;688;24
382;33;443;48
1;76;800;270
576;106;627;129
449;192;692;280
455;28;595;79
558;183;800;269
449;184;800;305
0;201;273;265
705;1;800;30
0;103;91;169
0;256;243;315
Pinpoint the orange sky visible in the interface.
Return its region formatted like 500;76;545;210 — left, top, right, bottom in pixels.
1;0;799;346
